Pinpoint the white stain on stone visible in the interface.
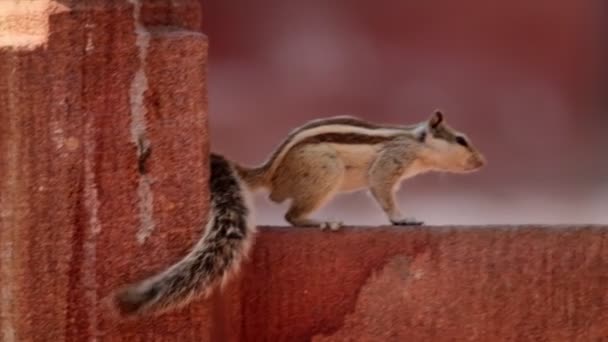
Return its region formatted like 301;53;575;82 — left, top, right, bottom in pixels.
135;178;156;244
51;125;65;150
85;34;94;53
85;22;95;53
1;60;18;342
83;118;101;340
128;0;156;244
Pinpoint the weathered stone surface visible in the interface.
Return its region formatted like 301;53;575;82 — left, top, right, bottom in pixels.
0;1;208;340
0;2;53;47
94;225;605;341
237;226;608;342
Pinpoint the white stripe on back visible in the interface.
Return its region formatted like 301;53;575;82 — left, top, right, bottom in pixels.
263;123;411;176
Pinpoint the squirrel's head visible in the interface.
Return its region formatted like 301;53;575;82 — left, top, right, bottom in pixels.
416;110;485;173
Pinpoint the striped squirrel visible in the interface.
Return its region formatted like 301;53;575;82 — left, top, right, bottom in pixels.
112;110;485;317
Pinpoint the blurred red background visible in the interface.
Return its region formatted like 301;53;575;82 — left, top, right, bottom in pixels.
200;0;607;225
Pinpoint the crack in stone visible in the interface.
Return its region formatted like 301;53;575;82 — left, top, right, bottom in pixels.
127;0;156;244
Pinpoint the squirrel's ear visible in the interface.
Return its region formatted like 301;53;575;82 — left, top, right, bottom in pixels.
428;110;443;129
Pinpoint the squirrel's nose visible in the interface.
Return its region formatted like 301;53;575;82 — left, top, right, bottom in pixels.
469;154;486;169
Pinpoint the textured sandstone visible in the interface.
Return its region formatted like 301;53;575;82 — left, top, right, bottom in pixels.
234;226;608;342
0;1;208;340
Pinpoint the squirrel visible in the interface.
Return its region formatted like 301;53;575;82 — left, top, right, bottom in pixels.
112;110;485;317
236;109;485;228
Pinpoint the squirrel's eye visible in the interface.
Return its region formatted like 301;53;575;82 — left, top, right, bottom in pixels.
417;131;427;142
455;136;468;147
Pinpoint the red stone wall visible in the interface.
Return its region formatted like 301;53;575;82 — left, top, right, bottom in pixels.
2;1;607;341
237;226;608;341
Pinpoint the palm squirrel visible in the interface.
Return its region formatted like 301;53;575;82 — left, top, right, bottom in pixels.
112;110;485;317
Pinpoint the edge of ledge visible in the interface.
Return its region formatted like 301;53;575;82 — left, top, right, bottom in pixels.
257;224;608;232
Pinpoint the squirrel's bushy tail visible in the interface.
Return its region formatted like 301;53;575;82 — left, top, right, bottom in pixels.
113;154;255;317
234;164;269;190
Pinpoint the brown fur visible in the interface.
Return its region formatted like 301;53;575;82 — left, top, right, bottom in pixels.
236;110;485;228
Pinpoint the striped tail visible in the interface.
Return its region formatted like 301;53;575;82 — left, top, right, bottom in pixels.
113;154;255;316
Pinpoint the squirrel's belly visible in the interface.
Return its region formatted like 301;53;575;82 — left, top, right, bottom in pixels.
329;143;379;192
339;168;369;192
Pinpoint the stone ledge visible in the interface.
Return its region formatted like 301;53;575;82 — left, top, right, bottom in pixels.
105;225;608;341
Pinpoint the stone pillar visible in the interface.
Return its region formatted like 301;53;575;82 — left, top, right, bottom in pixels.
0;1;211;340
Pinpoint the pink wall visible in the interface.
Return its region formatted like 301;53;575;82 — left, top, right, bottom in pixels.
201;1;608;225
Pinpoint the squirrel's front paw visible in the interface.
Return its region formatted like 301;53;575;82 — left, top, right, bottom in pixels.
391;218;423;226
